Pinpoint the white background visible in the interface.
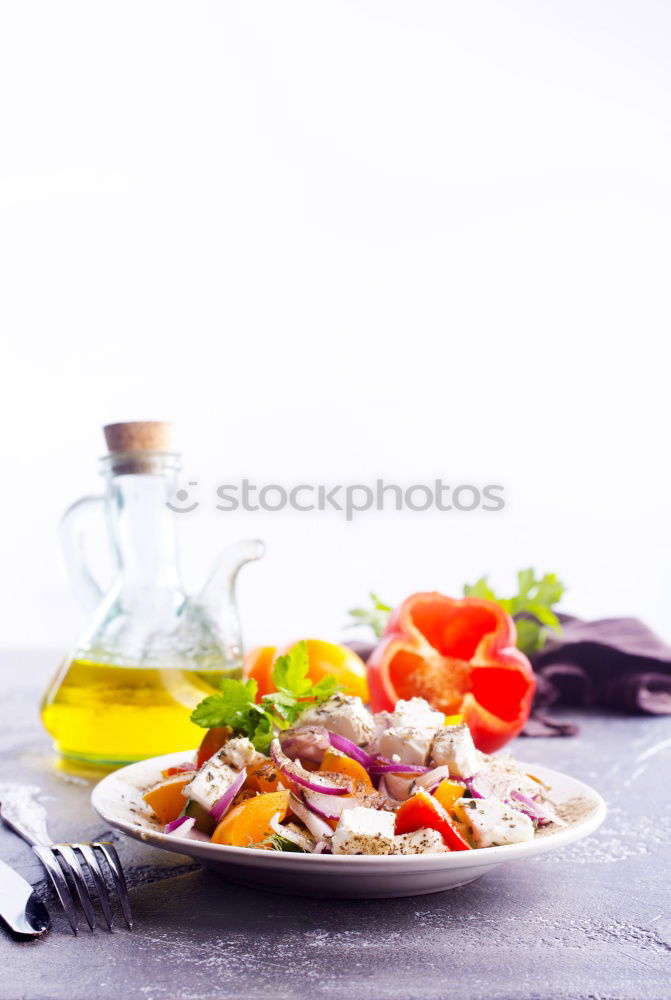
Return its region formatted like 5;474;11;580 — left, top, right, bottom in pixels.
1;0;669;654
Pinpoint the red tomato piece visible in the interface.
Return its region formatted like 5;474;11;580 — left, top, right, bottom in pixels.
195;726;231;768
394;789;472;852
161;762;197;779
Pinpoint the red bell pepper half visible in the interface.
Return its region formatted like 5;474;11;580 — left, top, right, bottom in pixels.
395;789;471;851
366;591;535;754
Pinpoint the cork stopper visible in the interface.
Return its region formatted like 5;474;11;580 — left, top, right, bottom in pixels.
102;422;178;474
103;421;174;455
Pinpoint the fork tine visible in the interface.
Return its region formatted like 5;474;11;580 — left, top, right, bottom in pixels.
56;844;97;931
95;843;133;930
32;845;79;934
77;844;114;930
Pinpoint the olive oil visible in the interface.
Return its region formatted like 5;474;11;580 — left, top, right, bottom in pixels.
41;659;224;766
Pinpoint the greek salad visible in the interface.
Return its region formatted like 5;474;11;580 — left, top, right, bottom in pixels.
143;688;565;856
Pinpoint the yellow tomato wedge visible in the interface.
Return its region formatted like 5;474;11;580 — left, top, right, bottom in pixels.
319;748;374;792
211;790;290;848
143;777;190;825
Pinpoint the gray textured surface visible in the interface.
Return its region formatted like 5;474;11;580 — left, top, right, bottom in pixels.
0;650;669;1000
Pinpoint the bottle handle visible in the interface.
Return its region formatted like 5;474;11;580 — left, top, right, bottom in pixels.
59;495;108;611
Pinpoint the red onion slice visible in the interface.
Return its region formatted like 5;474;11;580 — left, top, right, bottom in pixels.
368;759;431;775
210;769;247;822
164;816;210;841
377;775;405;806
414;765;451;792
381;772;416;802
327;733;375;768
280;726;332;764
164;815;195;835
457;776;485;799
268;812;315;852
289;793;334;841
510;790;565;827
381;767;450;801
301;786;362;820
270;740;348;796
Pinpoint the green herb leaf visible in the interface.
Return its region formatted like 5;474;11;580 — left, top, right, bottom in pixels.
516;568;536;599
190;678;260;730
248;714;273;754
310;675;340;700
463;576;498;602
272;640;313;697
346;592;393;638
261;690;300;727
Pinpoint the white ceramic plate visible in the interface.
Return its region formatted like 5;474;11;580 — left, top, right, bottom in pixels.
91;750;606;899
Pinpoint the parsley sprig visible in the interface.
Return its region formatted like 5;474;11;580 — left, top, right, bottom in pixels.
190;641;339;752
346;592;393;638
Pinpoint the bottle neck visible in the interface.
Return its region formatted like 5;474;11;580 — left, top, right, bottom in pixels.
105;470;182;591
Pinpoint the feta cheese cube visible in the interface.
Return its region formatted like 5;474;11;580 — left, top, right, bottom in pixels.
374;698;446;765
184;749;245;812
377;725;435;766
331;807;395;855
456;796;534;848
393;828;449;855
372;710;393;735
431;723;481;778
469;754;540;801
218;736;263;770
390;697;445;731
298;694;375;747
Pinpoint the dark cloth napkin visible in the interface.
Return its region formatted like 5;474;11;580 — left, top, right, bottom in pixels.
521;615;671;737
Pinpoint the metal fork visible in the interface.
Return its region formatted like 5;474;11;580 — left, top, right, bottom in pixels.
0;789;132;934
